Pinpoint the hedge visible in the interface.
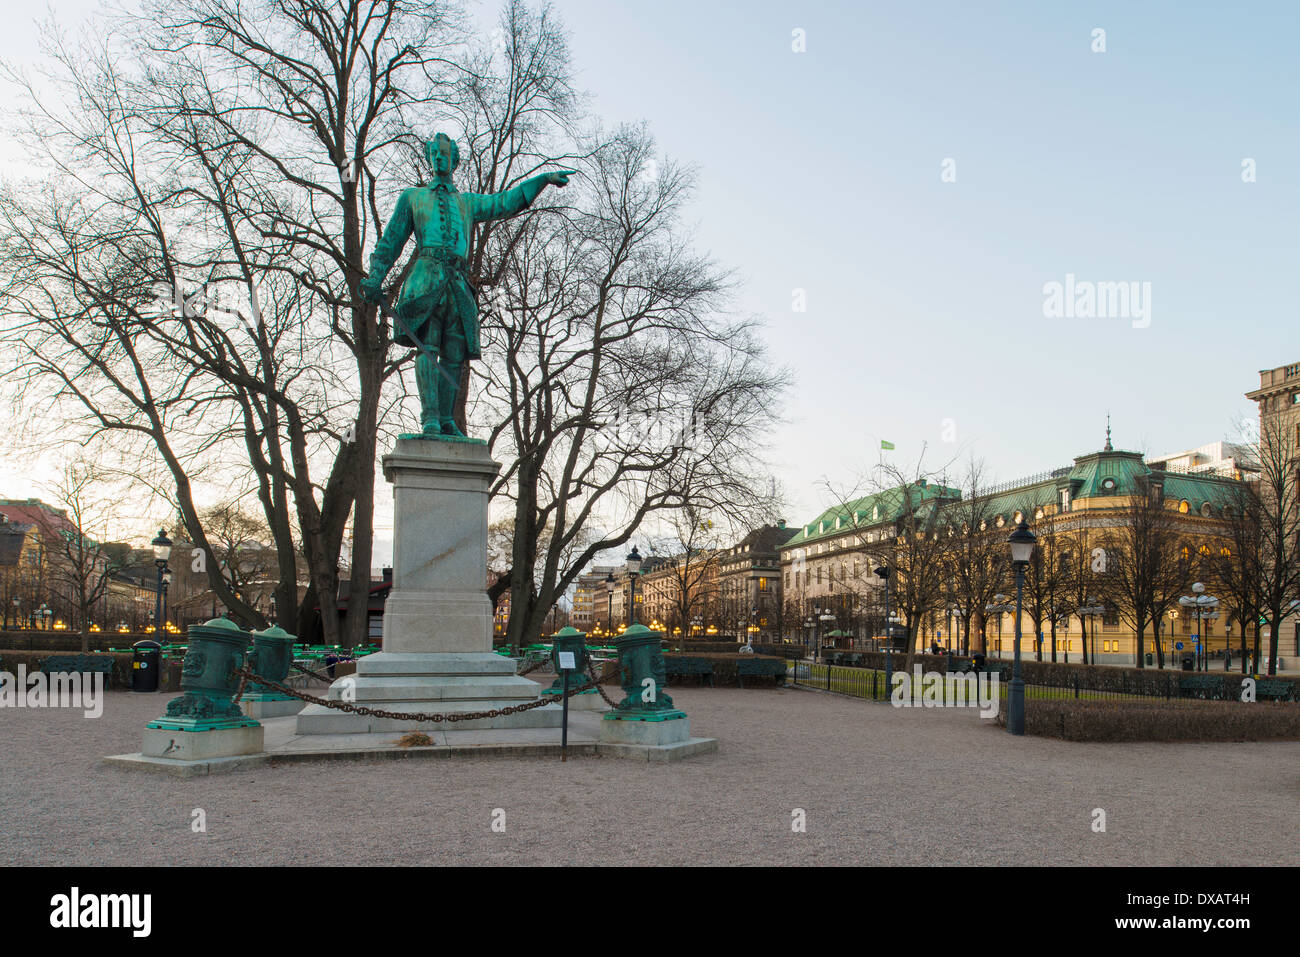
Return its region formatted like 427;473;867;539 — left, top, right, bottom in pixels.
1002;698;1300;742
0;649;185;692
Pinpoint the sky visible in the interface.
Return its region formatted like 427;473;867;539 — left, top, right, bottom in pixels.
1;0;1296;556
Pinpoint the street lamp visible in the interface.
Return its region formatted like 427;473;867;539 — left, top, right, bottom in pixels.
1077;598;1104;662
9;597;18;631
985;594;1013;658
151;528;173;640
1179;582;1218;672
625;547;642;625
161;568;173;634
603;572;616;633
874;564;893;683
1007;519;1037;736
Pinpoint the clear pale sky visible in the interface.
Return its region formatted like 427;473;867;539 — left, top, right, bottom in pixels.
2;0;1296;552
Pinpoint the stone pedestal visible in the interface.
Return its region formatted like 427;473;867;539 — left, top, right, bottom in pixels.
240;694;305;719
599;715;690;746
295;439;561;734
142;724;264;761
566;689;608;712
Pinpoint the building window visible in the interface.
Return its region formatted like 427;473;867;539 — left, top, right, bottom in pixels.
759;577;769;592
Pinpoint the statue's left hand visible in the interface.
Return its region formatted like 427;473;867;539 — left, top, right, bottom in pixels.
546;169;578;187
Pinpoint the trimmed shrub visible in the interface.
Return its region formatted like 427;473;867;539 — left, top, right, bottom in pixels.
1003;698;1300;742
0;649;133;689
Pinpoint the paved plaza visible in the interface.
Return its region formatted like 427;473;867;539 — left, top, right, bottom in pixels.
3;685;1295;867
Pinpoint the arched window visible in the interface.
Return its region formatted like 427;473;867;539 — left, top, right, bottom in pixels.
1178;500;1190;514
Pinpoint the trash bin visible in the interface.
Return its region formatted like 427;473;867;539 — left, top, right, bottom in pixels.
1145;653;1153;666
132;639;162;693
1180;654;1195;671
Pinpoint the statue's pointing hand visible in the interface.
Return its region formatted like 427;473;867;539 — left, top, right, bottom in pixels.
546;169;578;187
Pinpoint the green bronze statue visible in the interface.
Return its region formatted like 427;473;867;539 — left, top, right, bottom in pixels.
360;132;574;439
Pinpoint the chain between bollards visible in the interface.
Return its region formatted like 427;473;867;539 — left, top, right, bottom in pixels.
231;664;606;724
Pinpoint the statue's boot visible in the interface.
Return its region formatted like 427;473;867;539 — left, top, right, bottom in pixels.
415;351;443;435
438;362;467;438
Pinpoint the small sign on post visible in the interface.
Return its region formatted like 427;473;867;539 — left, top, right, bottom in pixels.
558;651;576;761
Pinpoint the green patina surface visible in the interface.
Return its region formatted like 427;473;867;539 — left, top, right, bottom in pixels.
784;443;1247;550
361;133;574;440
606;623;684;720
152;617;260;731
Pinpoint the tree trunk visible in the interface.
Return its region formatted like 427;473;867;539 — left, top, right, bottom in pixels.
1240;617;1248;674
1268;604;1281;676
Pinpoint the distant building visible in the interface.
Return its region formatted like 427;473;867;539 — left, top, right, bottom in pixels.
781;434;1252;666
1147;441;1258;480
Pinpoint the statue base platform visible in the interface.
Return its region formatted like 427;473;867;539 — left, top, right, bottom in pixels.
141;723;264;761
294;652;563;733
240;694;305;719
599;715;690;746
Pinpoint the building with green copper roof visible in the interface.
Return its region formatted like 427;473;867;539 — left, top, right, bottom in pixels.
779;431;1254;666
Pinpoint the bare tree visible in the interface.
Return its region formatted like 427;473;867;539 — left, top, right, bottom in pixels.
947;459;1011;655
39;459;128;653
1206;482;1264;674
477;125;786;652
1019;513;1071;663
1095;478;1191;668
1251;414;1300;674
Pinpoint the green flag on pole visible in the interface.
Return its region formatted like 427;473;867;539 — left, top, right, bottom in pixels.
881;440;895;450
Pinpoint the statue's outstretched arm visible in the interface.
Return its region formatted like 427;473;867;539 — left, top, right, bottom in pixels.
470;170;576;224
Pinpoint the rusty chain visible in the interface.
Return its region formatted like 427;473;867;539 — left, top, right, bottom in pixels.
587;658;622;708
518;657;548;676
233;663;609;724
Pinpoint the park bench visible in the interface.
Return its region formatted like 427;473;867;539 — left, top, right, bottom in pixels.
39;654;114;684
1254;678;1296;702
664;656;714;687
1178;674;1225;700
736;657;786;688
824;651;842;666
946;657;973;674
843;653;862;668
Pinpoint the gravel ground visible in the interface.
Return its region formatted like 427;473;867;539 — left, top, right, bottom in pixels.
2;686;1295;866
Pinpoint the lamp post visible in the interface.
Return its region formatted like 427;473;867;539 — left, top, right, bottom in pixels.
985;594;1013;659
151;528;172;640
604;572;616;633
874;565;892;684
9;597;18;632
162;569;173;635
1007;519;1037;736
1179;583;1217;672
625;547;642;625
1076;598;1103;662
